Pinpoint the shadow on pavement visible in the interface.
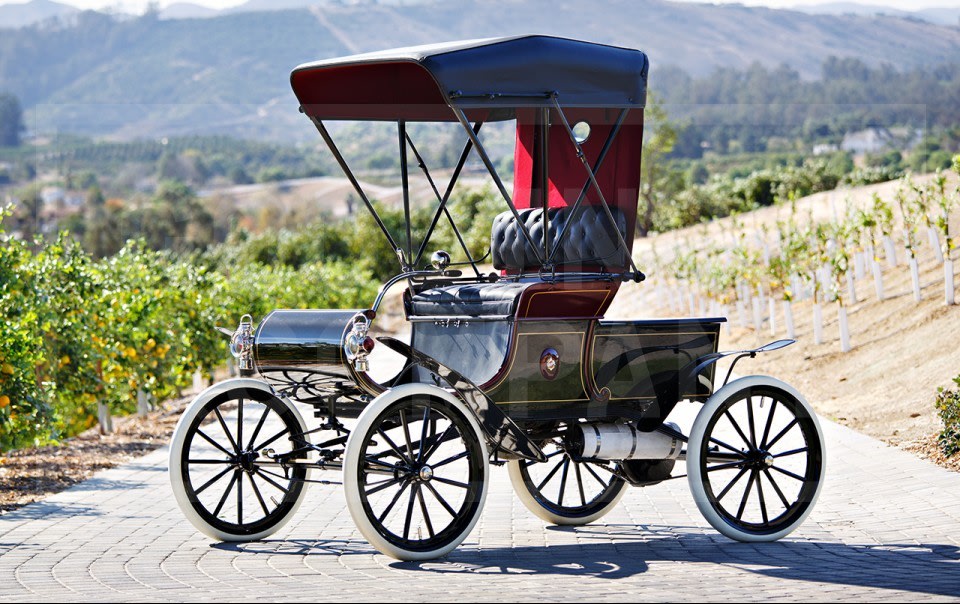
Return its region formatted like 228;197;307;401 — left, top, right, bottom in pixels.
218;523;960;597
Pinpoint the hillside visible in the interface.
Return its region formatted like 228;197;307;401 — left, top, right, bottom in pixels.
608;174;960;465
1;0;959;141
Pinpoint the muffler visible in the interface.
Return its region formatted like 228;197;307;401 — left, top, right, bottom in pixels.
575;422;682;461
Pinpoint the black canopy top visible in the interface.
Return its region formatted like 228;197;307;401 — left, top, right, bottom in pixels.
291;35;649;120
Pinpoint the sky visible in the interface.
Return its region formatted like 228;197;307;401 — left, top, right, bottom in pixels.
0;0;959;11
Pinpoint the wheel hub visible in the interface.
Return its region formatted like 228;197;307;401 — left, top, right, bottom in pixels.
418;465;434;482
237;450;259;473
743;449;774;470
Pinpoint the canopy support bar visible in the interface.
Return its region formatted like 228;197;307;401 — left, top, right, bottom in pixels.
450;106;544;265
311;117;401;257
539;107;551;267
550;97;641;277
405;128;483;277
547;107;629;266
398;120;413;264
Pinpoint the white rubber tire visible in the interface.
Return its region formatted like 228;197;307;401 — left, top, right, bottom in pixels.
343;383;489;561
507;460;626;525
687;375;826;542
169;379;310;542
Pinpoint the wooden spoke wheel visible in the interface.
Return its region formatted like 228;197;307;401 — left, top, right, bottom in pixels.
343;385;489;560
508;431;627;526
687;376;825;542
169;385;309;541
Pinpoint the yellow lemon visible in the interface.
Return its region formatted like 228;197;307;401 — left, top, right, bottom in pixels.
1;363;14;375
145;338;156;351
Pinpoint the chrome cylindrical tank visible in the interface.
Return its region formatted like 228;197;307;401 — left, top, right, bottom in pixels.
253;309;362;377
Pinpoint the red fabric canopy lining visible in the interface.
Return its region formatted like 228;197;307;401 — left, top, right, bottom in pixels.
512;108;643;243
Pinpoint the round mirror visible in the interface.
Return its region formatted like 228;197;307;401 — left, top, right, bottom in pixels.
572;121;591;144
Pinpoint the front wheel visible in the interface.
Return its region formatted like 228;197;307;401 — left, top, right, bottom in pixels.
169;381;310;542
687;376;825;542
343;384;489;560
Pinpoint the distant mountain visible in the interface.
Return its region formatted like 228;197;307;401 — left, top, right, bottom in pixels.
789;2;960;26
0;0;958;141
159;3;221;20
0;0;77;28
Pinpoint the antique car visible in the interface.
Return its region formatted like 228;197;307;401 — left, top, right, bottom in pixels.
168;35;826;561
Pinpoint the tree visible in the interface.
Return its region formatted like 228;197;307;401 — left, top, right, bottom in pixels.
637;95;681;236
0;93;25;147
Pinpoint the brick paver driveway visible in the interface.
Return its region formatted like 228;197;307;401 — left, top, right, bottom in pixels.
1;401;959;602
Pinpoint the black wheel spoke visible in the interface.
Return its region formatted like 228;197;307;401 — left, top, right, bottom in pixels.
194;465;234;496
756;470;769;524
537;458;566;491
237;467;243;525
423;481;458;518
246;406;270;451
399;409;416;462
188;459;233;465
196;429;235;458
765;418;799;451
523;448;564;467
763;467;791;509
770;465;806;482
237;398;244;454
581;459;610;489
402;482;417;540
247;473;270;517
254;469;290;494
773;447;809;459
706;460;745;472
255;426;292;452
363;456;404;471
418;406;430;463
716;466;749;501
574;461;587;506
377;429;411;465
432;476;469;489
416;484;435;538
377;478;411;523
736;470;756;521
213;471;239;518
724;410;753;451
760;399;778;449
214;407;240;454
557;457;571;507
420;424;454;464
430;450;470;470
746;396;758;449
709;437;747;457
365;477;404;497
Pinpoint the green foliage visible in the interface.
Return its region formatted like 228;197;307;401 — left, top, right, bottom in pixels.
936;376;960;458
0;204;378;452
0;92;24;147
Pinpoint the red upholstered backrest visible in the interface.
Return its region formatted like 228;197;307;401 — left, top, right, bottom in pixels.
511;108;643;247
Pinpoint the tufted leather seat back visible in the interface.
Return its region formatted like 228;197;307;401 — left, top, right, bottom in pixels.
491;205;629;271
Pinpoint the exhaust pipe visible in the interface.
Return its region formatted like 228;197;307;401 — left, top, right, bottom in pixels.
575;422;682;461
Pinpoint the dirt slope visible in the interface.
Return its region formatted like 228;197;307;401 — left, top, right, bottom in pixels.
608;174;960;460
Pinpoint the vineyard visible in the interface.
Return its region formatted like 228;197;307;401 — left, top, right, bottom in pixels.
645;165;959;350
0;209;378;451
628;161;960;455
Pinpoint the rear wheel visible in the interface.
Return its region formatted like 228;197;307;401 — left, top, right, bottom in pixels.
169;384;309;541
687;376;825;542
343;385;489;560
508;435;626;525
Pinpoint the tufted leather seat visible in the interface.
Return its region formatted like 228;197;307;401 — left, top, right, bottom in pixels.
491;205;628;271
408;282;533;317
409;205;627;318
